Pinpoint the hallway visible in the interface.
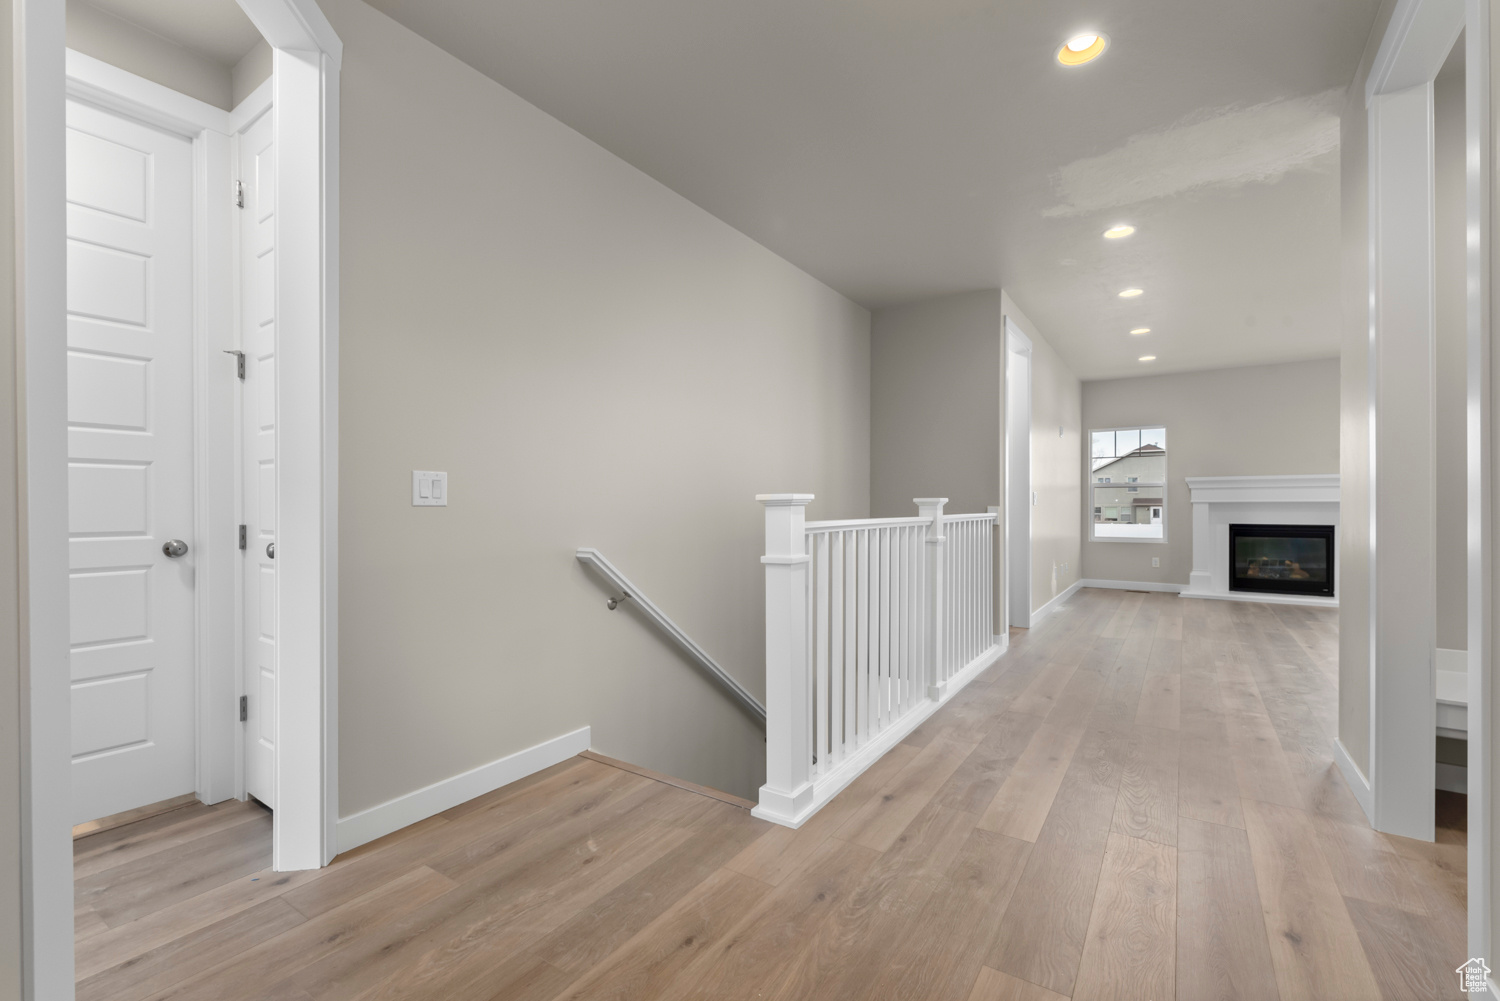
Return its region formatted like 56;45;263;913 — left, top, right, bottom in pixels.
74;588;1464;1001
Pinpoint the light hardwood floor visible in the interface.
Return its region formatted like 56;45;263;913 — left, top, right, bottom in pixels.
75;588;1467;1001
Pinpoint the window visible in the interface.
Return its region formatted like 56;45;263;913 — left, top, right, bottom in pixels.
1089;426;1166;541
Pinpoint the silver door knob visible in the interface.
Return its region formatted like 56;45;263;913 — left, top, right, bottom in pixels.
163;539;189;558
266;542;275;559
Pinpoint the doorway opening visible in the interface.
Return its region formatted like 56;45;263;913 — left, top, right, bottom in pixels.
65;1;276;835
17;0;341;992
1361;0;1489;969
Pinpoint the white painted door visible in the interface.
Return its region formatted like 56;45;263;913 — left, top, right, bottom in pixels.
240;110;277;807
66;100;197;825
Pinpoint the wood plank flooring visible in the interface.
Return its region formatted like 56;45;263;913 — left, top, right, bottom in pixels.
76;588;1467;1000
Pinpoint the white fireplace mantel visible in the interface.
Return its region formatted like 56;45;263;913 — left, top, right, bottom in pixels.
1182;474;1339;607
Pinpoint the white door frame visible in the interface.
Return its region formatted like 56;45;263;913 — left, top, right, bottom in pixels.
15;0;340;993
1365;0;1491;966
1004;319;1032;630
241;0;341;877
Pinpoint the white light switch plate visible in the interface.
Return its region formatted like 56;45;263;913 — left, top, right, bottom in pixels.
412;470;448;507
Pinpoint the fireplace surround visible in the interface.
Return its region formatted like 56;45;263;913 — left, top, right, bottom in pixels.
1182;474;1338;607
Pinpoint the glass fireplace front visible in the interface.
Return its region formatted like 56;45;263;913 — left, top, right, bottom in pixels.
1229;523;1334;598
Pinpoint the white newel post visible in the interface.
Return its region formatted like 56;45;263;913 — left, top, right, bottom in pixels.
917;498;948;699
754;493;816;826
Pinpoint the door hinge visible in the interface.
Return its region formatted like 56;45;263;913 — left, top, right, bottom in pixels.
238;524;247;550
223;349;245;380
235;180;245;209
239;695;248;722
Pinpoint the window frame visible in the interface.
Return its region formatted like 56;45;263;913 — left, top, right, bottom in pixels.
1088;424;1168;544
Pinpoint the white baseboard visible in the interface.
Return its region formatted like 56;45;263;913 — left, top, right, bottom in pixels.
1029;580;1082;626
1179;588;1337;608
336;726;591;854
1078;578;1184;594
753;640;1005;829
1333;737;1374;824
1437;762;1468;795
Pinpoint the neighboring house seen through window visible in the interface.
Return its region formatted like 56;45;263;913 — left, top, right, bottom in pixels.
1090;426;1166;541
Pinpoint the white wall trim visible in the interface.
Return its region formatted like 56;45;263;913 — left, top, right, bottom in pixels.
1004;319;1032;630
1335;736;1376;824
18;0;76;994
1078;579;1184;594
1366;0;1460;846
1438;762;1468;794
241;0;342;69
1368;0;1465;101
228;76;273;135
1180;591;1338;609
233;0;342;872
1465;0;1493;969
1183;473;1340;504
1029;580;1082;626
335;727;592;855
64;49;229;135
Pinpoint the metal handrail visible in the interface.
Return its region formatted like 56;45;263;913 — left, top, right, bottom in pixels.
576;548;767;726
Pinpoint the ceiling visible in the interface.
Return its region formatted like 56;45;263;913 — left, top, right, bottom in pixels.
84;0;261;65
364;0;1380;380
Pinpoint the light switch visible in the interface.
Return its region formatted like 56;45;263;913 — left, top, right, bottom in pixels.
412;471;448;507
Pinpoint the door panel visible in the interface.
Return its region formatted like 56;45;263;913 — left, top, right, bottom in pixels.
240;110;277;807
66;99;197;825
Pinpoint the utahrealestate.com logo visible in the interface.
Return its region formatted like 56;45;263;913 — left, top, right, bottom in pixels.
1458;958;1491;993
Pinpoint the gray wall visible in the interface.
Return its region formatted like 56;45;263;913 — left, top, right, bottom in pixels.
1081;359;1341;587
324;0;870;811
65;1;270;111
1003;292;1082;613
232;40;272;109
1435;42;1466;652
870;290;1000;518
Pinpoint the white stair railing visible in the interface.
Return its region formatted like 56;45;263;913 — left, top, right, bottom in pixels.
753;495;1002;828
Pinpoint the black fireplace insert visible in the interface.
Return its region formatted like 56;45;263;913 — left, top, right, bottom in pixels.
1229;523;1334;598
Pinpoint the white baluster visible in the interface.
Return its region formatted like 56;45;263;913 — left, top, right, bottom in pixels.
814;532;829;776
914;526;923;701
844;531;857;752
755;493;815;825
960;520;969;667
896;525;907;712
829;532;844;769
864;525;876;744
876;528;882;732
916;498;948;700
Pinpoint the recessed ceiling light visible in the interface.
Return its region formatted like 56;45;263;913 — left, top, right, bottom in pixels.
1103;224;1135;239
1118;288;1144;298
1130;327;1151;335
1057;33;1108;66
1138;355;1156;362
